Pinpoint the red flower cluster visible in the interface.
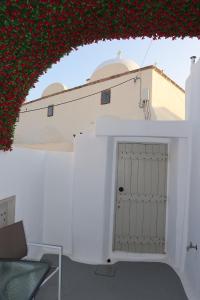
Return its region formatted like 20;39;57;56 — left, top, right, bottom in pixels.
0;1;200;151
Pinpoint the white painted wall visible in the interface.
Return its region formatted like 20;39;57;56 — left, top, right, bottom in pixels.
0;147;74;258
0;147;46;243
184;58;200;300
0;119;192;275
2;87;199;299
96;117;191;138
43;151;73;255
72;134;109;264
71;123;190;271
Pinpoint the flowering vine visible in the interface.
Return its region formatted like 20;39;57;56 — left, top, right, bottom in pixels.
0;0;200;150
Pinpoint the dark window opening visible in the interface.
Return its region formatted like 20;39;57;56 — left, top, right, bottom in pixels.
47;105;54;117
101;89;111;105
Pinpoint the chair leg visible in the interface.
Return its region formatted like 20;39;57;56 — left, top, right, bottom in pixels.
58;247;62;300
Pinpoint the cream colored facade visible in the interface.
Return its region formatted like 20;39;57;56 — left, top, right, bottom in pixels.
14;58;185;152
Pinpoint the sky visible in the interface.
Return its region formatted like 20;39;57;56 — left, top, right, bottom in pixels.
27;37;200;101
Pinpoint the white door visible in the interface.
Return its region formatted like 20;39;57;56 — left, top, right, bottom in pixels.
113;143;168;254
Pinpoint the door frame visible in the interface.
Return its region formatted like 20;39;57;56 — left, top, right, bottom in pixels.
108;136;170;262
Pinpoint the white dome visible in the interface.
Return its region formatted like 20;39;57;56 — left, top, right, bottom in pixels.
95;58;139;72
42;82;67;97
90;57;139;82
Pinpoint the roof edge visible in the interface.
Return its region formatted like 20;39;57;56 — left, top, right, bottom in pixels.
24;65;184;106
153;67;185;93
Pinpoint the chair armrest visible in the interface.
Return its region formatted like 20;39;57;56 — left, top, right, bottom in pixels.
27;242;62;252
27;242;62;300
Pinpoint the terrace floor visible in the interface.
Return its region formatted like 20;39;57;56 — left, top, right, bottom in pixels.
36;254;188;300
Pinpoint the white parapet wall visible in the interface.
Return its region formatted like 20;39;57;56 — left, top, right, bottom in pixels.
183;57;200;300
71;134;109;264
0;147;74;258
0;147;46;243
95;116;191;138
42;151;73;255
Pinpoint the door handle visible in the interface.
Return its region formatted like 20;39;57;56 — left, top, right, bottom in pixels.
119;187;124;192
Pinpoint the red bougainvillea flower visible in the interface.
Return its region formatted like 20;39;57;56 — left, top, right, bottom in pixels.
0;1;200;151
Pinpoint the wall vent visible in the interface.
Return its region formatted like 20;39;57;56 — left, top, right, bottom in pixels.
0;196;16;228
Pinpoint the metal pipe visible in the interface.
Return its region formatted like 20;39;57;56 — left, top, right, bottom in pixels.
133;75;143;108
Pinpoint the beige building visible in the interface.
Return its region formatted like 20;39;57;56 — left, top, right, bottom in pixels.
14;57;185;151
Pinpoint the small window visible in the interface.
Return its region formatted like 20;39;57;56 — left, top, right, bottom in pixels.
47;105;54;117
16;115;19;122
101;89;111;105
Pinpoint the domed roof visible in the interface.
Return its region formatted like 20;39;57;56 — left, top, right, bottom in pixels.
90;53;139;82
94;58;139;73
42;82;67;97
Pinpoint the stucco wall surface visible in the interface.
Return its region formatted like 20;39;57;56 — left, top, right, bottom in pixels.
0;147;74;258
43;151;73;254
151;69;185;120
71;134;109;263
0;122;194;298
14;67;185;151
184;58;200;300
0;147;46;243
14;70;149;146
70;126;190;269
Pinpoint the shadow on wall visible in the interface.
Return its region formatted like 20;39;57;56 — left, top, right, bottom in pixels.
151;107;182;120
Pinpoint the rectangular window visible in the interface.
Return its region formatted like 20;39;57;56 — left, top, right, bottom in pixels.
16;115;19;122
47;105;54;117
101;89;111;105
